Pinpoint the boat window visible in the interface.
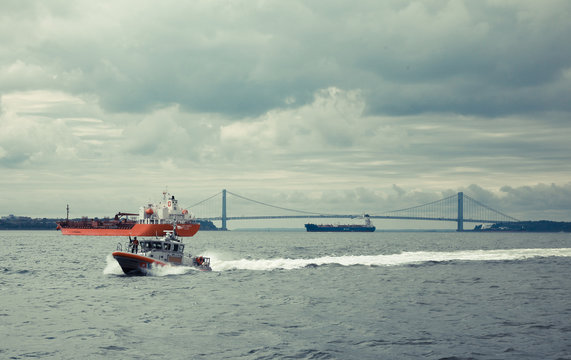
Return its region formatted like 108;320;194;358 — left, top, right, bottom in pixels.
179;244;184;253
153;242;162;250
164;243;171;250
144;242;152;250
173;244;179;252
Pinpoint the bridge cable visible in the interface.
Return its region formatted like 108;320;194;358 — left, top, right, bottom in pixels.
381;194;457;215
226;191;333;216
186;191;222;208
463;194;520;222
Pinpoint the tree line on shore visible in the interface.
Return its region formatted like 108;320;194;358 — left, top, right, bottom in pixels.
473;220;571;232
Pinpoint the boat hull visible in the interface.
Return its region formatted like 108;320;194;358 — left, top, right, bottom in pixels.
305;224;376;232
60;223;200;237
112;251;211;275
112;252;166;275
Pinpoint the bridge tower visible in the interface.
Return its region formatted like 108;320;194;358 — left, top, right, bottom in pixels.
457;191;464;232
222;189;227;231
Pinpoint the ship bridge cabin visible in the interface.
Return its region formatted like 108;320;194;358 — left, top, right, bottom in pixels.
138;192;194;224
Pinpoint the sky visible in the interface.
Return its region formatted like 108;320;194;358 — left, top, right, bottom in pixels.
1;0;571;227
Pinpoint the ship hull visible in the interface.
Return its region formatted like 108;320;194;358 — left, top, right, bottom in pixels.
59;223;200;237
305;224;376;232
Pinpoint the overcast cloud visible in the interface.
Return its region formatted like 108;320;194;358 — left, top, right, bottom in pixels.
1;0;570;226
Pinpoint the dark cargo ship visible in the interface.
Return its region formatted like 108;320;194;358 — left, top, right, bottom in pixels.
305;215;375;232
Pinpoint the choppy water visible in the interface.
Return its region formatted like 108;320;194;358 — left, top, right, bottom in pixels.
1;230;570;359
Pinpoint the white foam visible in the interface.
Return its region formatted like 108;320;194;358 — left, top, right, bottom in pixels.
103;254;124;275
145;264;195;276
209;248;571;272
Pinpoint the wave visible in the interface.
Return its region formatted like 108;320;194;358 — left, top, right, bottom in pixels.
208;248;571;272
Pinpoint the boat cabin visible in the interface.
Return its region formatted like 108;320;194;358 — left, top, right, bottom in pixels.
137;235;185;264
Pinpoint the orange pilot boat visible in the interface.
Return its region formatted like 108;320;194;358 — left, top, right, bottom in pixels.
57;192;200;237
112;231;211;275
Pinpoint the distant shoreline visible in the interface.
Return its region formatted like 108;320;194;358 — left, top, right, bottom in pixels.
1;216;570;232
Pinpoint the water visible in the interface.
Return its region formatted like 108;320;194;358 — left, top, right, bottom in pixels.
1;230;570;359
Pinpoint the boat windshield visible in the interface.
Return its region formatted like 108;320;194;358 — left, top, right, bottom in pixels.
139;240;182;252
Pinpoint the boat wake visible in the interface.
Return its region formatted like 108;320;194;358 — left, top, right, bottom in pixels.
208;248;571;272
104;248;571;275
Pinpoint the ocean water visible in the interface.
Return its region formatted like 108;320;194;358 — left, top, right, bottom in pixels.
1;230;570;360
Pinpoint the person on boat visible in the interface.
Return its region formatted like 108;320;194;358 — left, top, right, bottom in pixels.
132;237;139;253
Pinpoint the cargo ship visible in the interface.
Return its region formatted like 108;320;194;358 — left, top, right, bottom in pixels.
56;192;200;237
305;215;375;232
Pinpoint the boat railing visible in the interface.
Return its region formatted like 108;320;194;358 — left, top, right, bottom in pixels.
187;254;210;268
201;257;211;267
117;241;142;254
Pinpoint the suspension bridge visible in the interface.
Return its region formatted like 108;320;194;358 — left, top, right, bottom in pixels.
188;190;519;231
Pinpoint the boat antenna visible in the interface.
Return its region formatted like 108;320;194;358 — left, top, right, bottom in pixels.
66;204;69;221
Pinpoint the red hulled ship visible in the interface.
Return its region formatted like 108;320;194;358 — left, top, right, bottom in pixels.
57;192;200;237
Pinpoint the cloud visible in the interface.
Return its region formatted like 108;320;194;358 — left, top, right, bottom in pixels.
0;1;570;222
2;1;569;118
500;183;571;211
220;88;368;153
0;91;120;167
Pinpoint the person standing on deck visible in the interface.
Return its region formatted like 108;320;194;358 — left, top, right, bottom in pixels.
132;237;139;253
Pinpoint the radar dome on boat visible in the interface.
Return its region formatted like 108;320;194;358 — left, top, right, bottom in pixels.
145;208;154;215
